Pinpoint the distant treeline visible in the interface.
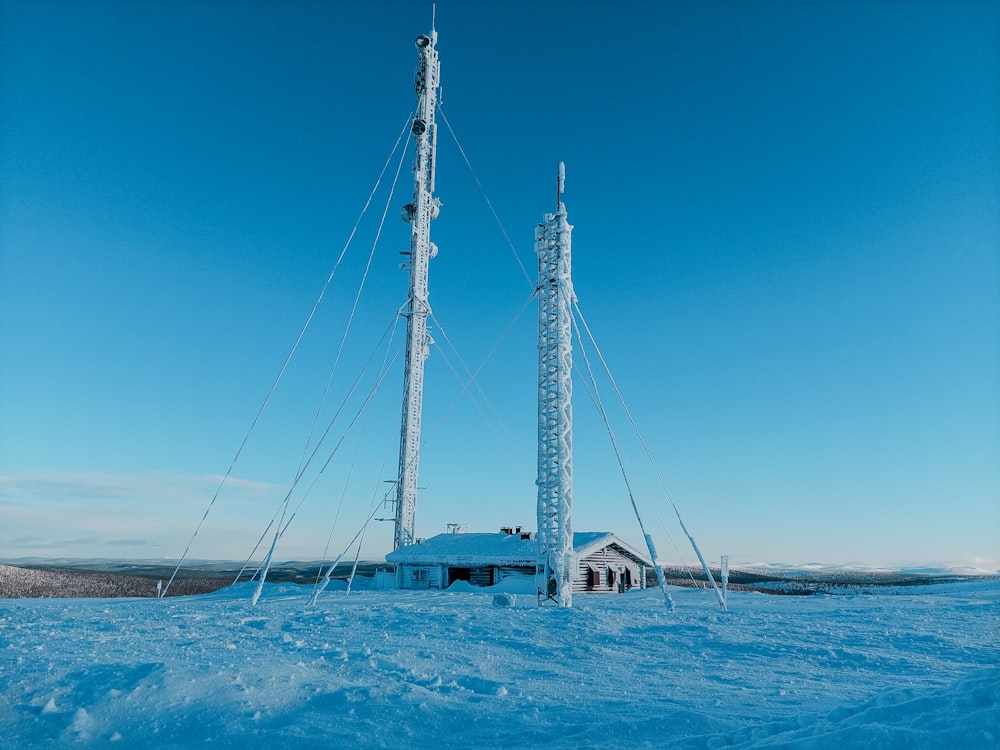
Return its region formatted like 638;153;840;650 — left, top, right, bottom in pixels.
0;561;387;599
0;564;231;599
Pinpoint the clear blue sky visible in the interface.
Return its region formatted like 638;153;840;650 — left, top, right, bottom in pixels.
2;0;998;569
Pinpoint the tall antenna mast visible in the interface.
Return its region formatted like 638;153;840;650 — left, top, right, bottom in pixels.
394;25;441;551
536;162;574;607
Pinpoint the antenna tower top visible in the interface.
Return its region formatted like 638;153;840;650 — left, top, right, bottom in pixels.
557;162;566;208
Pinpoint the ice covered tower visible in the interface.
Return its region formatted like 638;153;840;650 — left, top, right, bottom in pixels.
535;163;574;607
394;28;441;551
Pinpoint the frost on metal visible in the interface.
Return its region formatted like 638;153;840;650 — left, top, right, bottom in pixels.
394;29;441;552
535;164;574;607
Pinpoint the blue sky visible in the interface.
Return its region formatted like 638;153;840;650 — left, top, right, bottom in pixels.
1;0;998;569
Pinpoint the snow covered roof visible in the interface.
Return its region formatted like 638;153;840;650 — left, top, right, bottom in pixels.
385;532;536;566
385;531;652;567
573;532;652;566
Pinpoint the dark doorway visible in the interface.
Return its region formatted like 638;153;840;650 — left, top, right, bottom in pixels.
448;567;471;586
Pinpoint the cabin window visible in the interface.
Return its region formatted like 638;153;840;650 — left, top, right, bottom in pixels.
412;568;428;582
587;567;601;588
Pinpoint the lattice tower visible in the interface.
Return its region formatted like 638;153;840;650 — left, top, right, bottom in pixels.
394;29;441;551
535;163;574;607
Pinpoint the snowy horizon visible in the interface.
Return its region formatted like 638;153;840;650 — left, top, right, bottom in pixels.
3;555;998;578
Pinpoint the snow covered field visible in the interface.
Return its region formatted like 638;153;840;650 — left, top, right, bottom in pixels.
1;579;997;749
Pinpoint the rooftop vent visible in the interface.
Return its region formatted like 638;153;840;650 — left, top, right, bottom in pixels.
501;526;534;540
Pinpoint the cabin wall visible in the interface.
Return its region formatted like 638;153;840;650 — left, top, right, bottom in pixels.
446;565;535;587
398;564;444;590
575;545;644;594
398;563;535;589
469;567;493;587
496;566;534;584
444;566;494;587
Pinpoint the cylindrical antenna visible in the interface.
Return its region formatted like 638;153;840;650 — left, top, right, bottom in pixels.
557;161;565;208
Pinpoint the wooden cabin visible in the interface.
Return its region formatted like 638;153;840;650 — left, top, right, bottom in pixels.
385;528;652;593
571;531;652;594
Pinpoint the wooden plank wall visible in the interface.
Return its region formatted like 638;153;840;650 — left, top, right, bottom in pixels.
575;545;643;593
399;564;444;589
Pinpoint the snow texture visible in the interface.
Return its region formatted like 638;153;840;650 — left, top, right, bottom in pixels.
1;578;997;749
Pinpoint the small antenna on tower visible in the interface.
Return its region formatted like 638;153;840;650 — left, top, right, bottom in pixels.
557;161;566;208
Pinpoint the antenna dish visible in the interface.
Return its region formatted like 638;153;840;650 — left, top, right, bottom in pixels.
415;35;431;49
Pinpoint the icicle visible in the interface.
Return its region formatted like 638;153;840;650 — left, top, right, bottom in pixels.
346;540;364;595
251;523;283;607
721;555;729;608
309;552;346;608
680;517;726;611
644;534;675;611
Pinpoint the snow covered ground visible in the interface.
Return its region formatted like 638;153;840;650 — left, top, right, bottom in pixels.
1;578;997;749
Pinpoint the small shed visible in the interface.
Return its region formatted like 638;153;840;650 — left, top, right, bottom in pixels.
385;528;652;593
